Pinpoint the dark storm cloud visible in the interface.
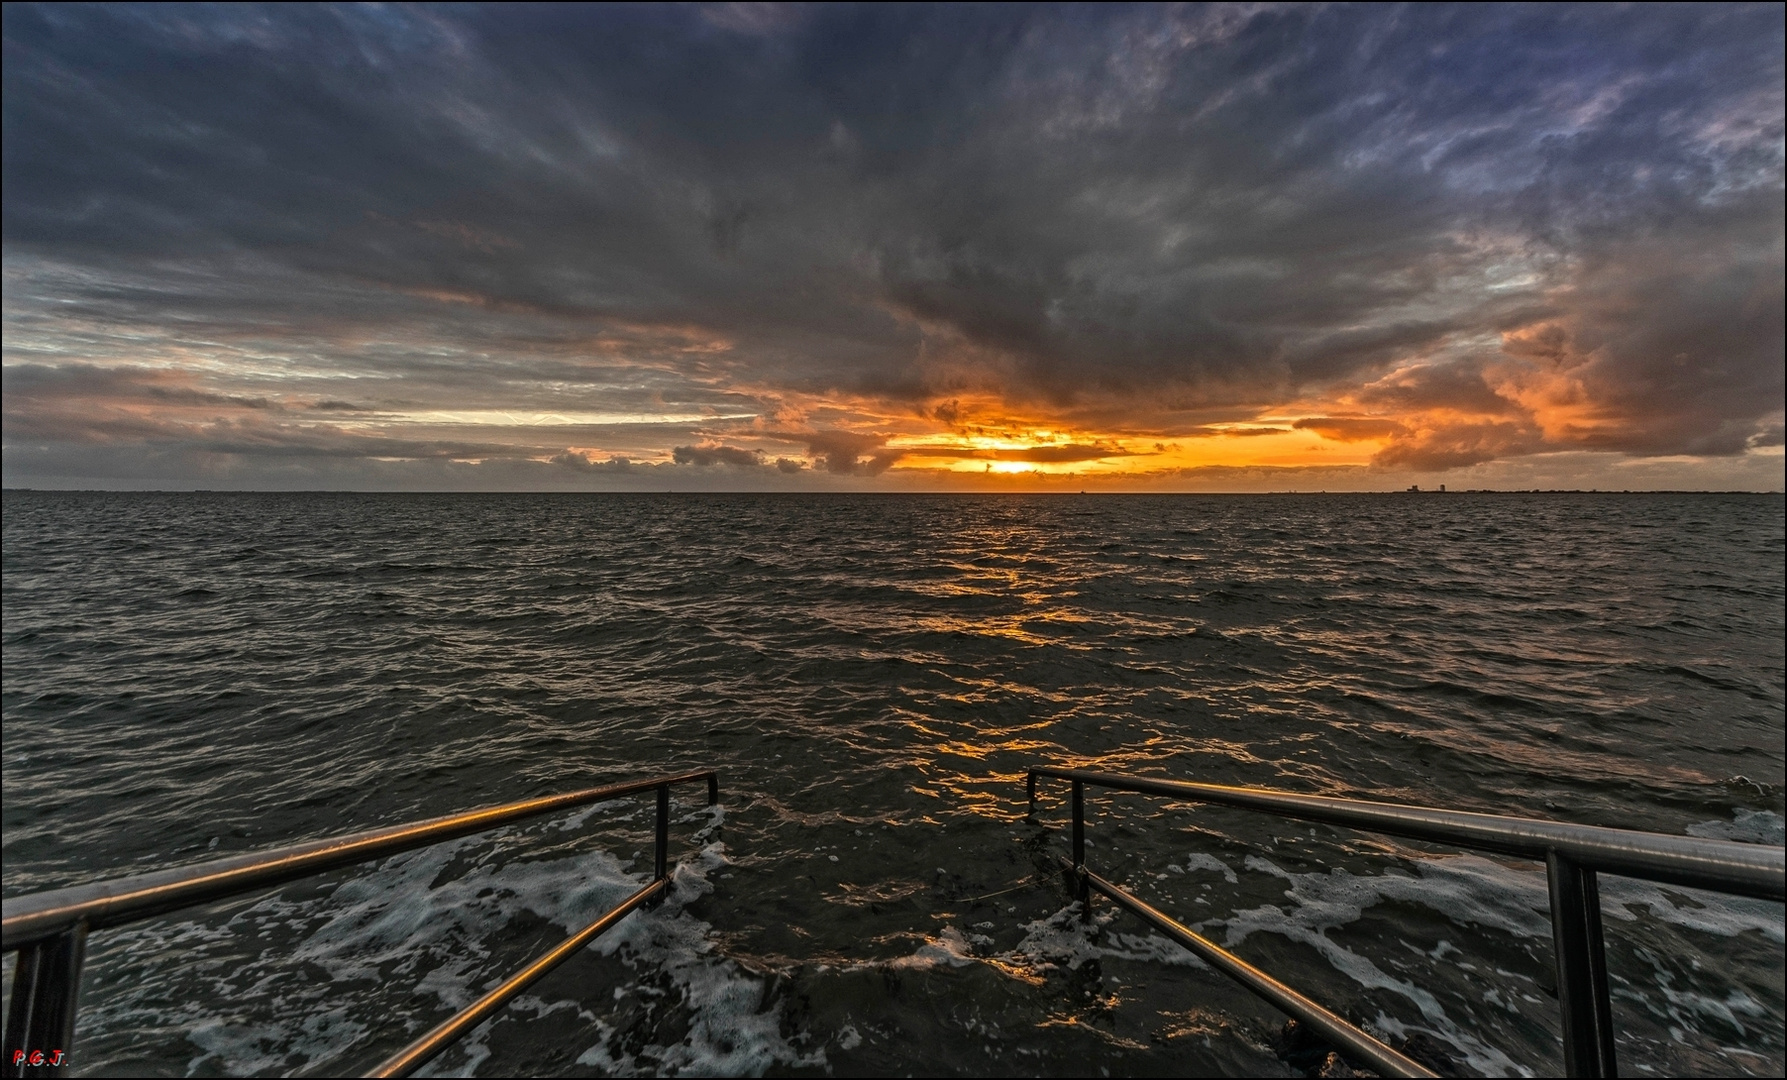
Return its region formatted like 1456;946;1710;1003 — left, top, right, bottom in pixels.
3;2;1782;484
1292;418;1412;442
1356;364;1519;418
783;430;901;475
1372;420;1544;472
673;443;763;467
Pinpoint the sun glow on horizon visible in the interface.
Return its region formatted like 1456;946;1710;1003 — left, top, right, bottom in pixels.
860;410;1387;479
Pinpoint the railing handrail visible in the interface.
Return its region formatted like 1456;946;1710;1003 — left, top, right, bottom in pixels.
1027;766;1786;900
1030;764;1786;1078
1076;864;1436;1078
2;770;719;952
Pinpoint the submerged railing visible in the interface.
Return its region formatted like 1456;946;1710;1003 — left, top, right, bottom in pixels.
1;769;719;1079
1027;765;1786;1079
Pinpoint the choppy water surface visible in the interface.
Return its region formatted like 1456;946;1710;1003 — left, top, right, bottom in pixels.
3;491;1783;1078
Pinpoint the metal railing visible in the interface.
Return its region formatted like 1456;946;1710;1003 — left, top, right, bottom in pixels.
2;769;719;1079
1027;765;1786;1079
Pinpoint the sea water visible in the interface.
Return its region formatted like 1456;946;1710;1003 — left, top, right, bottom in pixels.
2;491;1782;1077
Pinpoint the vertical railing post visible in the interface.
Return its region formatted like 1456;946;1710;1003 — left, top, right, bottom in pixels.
2;946;43;1080
705;772;719;806
2;923;86;1079
1026;771;1037;820
1580;867;1616;1071
1071;780;1089;916
1547;851;1616;1077
654;784;671;883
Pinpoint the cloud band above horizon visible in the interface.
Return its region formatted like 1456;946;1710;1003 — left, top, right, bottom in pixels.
4;3;1783;490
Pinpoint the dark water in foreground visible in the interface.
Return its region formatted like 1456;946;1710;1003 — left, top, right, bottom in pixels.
2;491;1783;1078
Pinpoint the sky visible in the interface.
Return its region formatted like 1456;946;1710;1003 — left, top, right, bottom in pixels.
3;2;1783;492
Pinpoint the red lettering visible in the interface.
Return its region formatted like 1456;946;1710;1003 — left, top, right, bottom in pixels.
9;1047;66;1067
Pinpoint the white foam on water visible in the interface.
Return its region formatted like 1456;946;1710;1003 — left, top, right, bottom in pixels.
571;838;826;1077
185;1004;370;1078
1212;855;1540;1076
1008;904;1212;973
70;804;1783;1077
1193;848;1785;1077
886;924;980;969
291;832;645;1008
1167;853;1239;883
78;904;408;1077
1686;809;1785;846
1623;945;1771;1040
857;902;1210;981
1599;875;1786;944
859;894;1532;1073
421;994;602;1079
80;803;817;1078
191;827;645;1074
825;893;1213;992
